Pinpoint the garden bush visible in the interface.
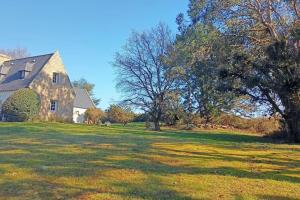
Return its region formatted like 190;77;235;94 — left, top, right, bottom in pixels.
106;104;134;125
2;88;40;122
172;113;281;134
85;108;105;124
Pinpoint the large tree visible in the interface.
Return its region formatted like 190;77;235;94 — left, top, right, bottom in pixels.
222;40;300;142
114;23;176;130
72;78;101;106
187;0;299;45
171;19;238;125
182;0;300;142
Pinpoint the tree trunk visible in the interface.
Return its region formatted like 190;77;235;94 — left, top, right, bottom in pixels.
154;120;160;131
151;104;162;131
281;93;300;143
185;83;193;127
285;113;300;143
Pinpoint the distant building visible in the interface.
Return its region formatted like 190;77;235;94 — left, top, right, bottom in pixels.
73;87;96;123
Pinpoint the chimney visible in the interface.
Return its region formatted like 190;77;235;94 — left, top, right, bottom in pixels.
0;54;11;65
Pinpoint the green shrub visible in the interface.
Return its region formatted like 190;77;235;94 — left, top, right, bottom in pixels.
252;118;281;135
2;88;40;122
213;114;281;134
175;113;281;134
106;104;134;125
85;108;105;124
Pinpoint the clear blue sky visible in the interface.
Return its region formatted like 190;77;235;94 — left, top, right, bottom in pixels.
0;0;188;109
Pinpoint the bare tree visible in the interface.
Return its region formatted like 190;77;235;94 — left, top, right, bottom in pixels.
114;23;175;130
0;48;30;59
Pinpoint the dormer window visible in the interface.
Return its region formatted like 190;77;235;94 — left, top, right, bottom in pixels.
53;72;59;84
18;62;33;80
19;70;26;79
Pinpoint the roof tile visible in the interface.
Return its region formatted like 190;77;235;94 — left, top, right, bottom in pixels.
0;53;53;91
73;87;95;109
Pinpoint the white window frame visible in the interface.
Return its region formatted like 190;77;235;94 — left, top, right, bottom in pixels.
52;72;59;84
50;100;58;112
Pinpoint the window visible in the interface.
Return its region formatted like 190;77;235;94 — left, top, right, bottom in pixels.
50;100;58;112
52;72;59;84
19;70;25;79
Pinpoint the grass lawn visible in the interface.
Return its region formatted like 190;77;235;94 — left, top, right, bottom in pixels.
0;122;299;200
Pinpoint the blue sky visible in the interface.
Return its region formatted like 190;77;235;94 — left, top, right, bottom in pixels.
0;0;188;109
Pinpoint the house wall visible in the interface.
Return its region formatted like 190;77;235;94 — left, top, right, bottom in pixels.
73;107;87;123
29;51;75;121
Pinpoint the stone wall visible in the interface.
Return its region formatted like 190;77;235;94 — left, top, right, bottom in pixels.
29;51;75;121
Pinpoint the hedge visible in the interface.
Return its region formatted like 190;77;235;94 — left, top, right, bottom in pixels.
2;88;40;122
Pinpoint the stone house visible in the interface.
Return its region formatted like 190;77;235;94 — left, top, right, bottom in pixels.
0;51;94;122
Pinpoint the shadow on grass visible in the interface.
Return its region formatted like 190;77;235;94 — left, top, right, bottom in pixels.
105;125;270;144
0;122;272;145
0;178;195;200
256;195;300;200
110;177;196;200
0;122;299;199
0;179;99;199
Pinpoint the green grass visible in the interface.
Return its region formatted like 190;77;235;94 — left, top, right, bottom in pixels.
0;122;299;200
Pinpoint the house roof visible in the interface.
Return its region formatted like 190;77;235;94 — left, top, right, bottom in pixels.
73;87;96;109
0;53;53;91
